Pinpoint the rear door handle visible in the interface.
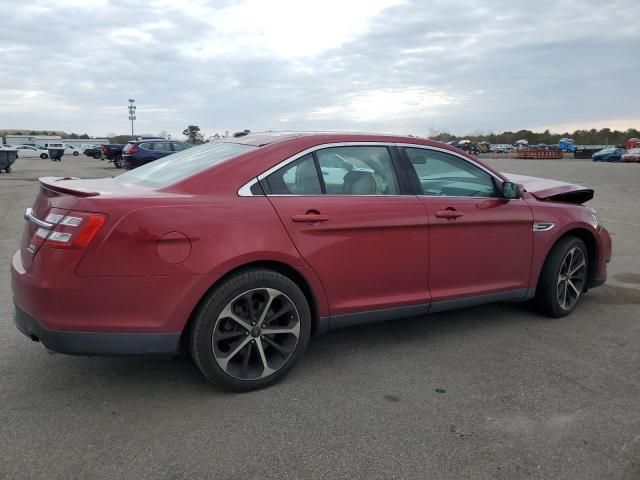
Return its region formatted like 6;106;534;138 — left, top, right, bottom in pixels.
435;210;464;219
291;212;329;223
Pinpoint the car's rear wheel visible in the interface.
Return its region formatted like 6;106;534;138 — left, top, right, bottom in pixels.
190;269;311;391
40;153;47;159
73;151;79;156
113;156;123;169
536;236;589;317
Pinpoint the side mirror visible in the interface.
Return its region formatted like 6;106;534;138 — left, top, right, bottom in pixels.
502;181;523;199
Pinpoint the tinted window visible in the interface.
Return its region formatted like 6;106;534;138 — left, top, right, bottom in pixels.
316;146;399;195
154;142;173;152
140;143;154;151
173;142;190;151
266;154;321;195
405;147;498;197
116;142;255;188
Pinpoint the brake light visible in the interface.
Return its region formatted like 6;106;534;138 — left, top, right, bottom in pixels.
125;144;138;155
101;146;108;155
30;209;106;249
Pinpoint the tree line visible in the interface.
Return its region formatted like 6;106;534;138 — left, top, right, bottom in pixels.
428;128;640;146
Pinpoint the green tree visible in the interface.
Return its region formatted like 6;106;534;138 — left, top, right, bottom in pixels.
183;125;204;144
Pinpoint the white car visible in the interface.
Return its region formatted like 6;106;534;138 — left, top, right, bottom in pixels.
13;145;49;159
41;143;81;156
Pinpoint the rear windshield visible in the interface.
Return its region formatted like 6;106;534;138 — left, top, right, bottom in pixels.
115;142;256;188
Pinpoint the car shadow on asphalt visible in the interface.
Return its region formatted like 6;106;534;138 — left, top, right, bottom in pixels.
13;301;538;397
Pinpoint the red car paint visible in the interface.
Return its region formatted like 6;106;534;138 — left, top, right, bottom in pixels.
11;133;612;355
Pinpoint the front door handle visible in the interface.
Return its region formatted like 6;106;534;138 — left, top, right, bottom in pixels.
435;209;464;219
291;211;329;223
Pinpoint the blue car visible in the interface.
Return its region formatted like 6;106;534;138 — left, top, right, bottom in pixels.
592;147;626;162
121;139;192;170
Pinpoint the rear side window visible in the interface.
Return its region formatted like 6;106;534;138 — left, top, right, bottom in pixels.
155;142;173;152
266;154;322;195
140;143;154;151
116;142;256;188
263;146;400;195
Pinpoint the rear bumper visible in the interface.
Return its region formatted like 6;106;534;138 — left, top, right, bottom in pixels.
14;303;181;356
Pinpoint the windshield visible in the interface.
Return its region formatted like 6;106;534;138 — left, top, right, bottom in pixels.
600;148;616;153
115;142;256;188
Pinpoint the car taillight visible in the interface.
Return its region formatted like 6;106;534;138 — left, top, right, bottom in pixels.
101;146;108;155
126;144;138;154
30;208;106;249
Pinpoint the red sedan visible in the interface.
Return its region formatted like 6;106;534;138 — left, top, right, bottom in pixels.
12;133;612;391
621;148;640;162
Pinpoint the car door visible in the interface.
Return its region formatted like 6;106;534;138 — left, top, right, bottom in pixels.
263;144;430;317
400;145;533;306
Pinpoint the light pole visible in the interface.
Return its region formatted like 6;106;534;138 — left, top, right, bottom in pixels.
128;99;136;139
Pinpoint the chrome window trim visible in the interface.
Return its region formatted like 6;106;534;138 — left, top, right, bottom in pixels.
237;141;515;199
238;178;259;197
238;142;395;196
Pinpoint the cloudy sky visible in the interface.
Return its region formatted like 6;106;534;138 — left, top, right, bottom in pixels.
1;0;639;138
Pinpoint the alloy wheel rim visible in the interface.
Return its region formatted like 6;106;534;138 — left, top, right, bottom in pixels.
212;288;300;381
556;247;587;311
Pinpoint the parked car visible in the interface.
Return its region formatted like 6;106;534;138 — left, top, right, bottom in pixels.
621;148;640;163
592;147;626;162
101;144;125;168
41;143;80;156
12;132;611;391
13;145;49;159
121;139;191;170
83;145;103;159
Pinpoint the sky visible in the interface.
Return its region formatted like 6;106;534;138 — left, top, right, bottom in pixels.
0;0;639;139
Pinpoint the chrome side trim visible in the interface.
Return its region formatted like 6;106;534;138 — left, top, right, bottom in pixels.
237;142;395;196
533;222;555;232
238;178;259;197
256;142;394;181
24;208;53;229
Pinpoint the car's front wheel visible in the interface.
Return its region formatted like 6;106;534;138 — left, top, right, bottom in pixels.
40;153;48;159
536;236;589;317
190;269;311;391
113;156;123;169
73;151;79;156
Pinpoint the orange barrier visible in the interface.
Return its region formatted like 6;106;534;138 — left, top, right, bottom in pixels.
515;149;564;159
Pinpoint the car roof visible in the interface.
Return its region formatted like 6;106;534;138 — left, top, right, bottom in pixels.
222;131;430;147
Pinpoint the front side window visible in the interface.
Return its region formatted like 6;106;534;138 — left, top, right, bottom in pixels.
405;147;498;197
173;142;190;152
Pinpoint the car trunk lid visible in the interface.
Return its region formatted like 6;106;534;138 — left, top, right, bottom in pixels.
19;177;150;270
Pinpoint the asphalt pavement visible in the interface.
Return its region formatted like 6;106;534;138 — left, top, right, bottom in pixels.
0;153;638;479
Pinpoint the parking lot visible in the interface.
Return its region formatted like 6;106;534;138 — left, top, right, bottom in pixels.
0;154;639;479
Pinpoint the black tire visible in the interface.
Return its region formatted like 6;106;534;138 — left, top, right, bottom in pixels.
73;151;79;156
94;153;101;159
5;166;10;173
40;153;47;159
113;156;123;169
190;269;311;392
535;236;589;317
